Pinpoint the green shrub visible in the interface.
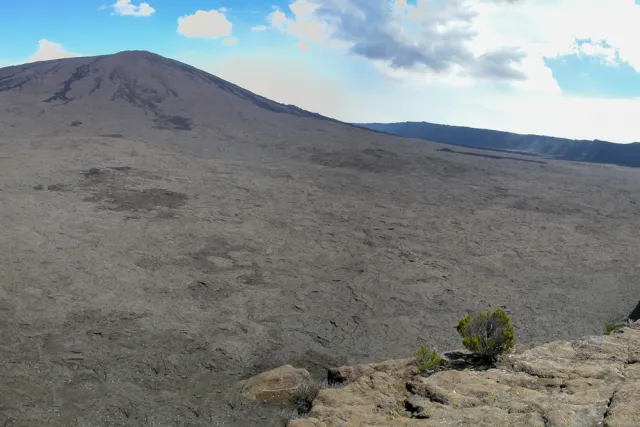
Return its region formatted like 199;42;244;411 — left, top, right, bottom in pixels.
414;344;442;373
457;307;515;358
605;321;627;335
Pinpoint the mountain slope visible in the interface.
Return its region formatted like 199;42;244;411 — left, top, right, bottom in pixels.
357;121;640;168
0;50;347;145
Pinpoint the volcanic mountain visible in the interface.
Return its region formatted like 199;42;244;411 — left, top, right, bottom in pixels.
0;50;359;153
1;52;639;426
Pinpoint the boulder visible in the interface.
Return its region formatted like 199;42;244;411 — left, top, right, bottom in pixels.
239;364;311;406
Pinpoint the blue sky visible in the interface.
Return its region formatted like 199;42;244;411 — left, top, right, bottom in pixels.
3;0;640;143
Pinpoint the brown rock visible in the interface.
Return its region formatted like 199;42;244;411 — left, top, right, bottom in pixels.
605;382;640;426
328;358;416;384
239;364;311;405
289;323;640;426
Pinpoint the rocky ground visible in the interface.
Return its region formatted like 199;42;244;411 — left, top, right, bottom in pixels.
2;132;640;425
3;51;640;426
245;322;640;427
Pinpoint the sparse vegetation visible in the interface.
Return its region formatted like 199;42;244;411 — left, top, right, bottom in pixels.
289;380;323;416
280;408;306;426
414;344;442;373
604;312;631;335
457;307;515;359
605;320;628;335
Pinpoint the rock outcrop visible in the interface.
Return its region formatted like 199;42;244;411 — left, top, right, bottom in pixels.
238;364;312;406
288;322;639;427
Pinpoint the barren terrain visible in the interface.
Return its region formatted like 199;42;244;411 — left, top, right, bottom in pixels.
1;52;639;426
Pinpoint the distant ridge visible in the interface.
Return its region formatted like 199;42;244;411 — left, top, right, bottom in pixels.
355;121;640;168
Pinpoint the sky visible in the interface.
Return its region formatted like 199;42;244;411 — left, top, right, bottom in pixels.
2;0;640;143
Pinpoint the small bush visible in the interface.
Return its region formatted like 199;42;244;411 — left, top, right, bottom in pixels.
414;344;442;373
457;307;515;358
605;321;627;335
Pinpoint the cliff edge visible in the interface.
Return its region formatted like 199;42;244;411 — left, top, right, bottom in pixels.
279;322;639;426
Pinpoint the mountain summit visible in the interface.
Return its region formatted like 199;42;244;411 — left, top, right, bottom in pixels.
0;50;339;140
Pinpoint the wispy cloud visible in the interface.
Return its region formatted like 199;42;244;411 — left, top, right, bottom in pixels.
223;37;239;46
112;0;155;17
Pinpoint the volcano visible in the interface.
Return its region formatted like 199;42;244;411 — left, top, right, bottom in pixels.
0;50;356;149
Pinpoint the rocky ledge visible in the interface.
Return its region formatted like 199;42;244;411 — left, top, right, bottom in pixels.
296;322;639;426
242;322;640;426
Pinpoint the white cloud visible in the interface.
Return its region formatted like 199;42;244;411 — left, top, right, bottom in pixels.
259;0;528;80
466;0;640;78
263;2;335;46
258;0;640;89
297;40;309;52
394;0;407;12
112;0;155;17
28;39;79;63
252;25;268;31
179;0;640;143
178;9;233;39
571;39;619;66
288;0;317;18
268;10;288;27
223;37;238;46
